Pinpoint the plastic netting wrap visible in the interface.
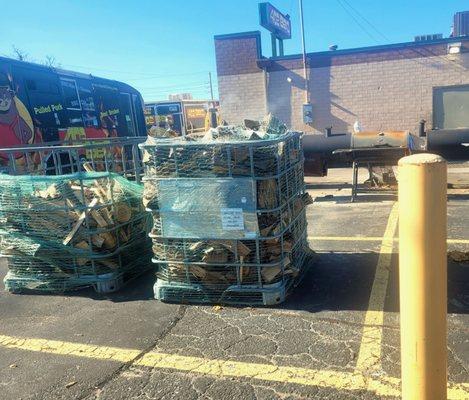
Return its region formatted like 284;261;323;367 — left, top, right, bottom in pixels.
140;118;313;305
0;172;152;292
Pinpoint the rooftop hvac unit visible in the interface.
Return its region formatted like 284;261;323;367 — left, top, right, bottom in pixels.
454;11;469;37
414;33;443;42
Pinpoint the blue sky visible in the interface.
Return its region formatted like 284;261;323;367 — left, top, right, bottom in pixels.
1;1;466;101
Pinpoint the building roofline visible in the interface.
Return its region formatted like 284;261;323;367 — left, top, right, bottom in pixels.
268;36;469;61
214;31;263;59
214;31;261;41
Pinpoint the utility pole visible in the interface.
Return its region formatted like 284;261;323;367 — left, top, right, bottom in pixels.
208;72;217;128
209;72;214;102
299;0;308;103
299;0;312;124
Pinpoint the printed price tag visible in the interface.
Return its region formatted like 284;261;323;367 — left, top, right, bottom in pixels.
221;208;244;230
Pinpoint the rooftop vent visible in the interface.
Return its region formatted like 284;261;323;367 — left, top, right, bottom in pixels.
453;11;469;37
414;33;443;42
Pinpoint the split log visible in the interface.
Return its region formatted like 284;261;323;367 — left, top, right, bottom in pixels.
88;208;117;249
98;232;117;249
143;181;158;209
239;258;251;284
261;256;291;283
202;247;228;263
81;162;111;200
91;235;105;248
33;184;60;200
63;198;98;246
261;266;281;283
90;208;109;227
214;240;251;257
115;203;132;223
96;259;119;269
74;240;90;266
191;265;228;283
118;228;129;243
243;119;260;130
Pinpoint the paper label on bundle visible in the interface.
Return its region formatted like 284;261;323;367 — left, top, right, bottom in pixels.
221;208;244;230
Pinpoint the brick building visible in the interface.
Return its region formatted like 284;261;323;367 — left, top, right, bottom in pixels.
214;29;469;136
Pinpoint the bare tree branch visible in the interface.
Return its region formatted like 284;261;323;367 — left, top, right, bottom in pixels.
43;55;61;68
11;45;28;61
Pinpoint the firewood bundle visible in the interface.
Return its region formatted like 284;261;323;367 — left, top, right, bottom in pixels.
141;114;298;180
139;115;312;304
0;172;151;292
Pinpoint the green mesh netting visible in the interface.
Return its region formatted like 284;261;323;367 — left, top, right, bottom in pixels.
0;172;152;292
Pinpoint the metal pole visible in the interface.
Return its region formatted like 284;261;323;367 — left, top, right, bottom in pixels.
208;72;217;128
299;0;308;103
279;39;284;56
398;153;447;400
271;33;277;57
209;72;214;102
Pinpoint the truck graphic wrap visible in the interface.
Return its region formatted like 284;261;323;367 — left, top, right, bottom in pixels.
0;57;146;166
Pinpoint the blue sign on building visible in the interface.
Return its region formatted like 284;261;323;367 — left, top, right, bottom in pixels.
259;2;291;40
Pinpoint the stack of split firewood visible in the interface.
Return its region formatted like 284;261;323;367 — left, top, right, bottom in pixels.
141;114;296;179
148;192;312;286
140;115;312;297
0;170;149;290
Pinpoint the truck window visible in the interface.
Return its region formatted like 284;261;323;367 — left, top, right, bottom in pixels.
77;80;98;128
132;94;146;136
92;83;120;136
26;79;60;95
118;92;136;136
154;102;183;135
60;78;81;110
0;71;10;87
23;70;65;133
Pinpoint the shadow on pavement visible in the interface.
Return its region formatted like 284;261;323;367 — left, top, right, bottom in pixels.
447;193;469;201
305;183;351;190
281;252;469;315
314;193;397;203
2;268;156;303
2;253;467;314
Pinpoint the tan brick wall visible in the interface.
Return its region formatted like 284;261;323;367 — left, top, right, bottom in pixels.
269;52;469;135
215;33;261;76
215;33;266;124
218;72;266;124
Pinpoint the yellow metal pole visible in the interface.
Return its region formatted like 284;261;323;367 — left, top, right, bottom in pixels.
398;153;447;400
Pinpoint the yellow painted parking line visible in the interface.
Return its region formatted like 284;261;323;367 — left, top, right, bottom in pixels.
308;236;385;242
136;352;396;397
0;334;140;362
308;236;469;244
0;333;390;396
447;239;469;244
0;333;467;398
355;202;399;373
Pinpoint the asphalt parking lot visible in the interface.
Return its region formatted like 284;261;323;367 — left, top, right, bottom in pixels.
0;164;468;400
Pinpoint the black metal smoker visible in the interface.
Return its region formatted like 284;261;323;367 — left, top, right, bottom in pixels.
332;131;412;202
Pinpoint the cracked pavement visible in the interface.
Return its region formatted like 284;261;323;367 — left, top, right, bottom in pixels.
0;167;468;399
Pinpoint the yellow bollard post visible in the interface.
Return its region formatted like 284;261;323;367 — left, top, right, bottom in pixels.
398;153;447;400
